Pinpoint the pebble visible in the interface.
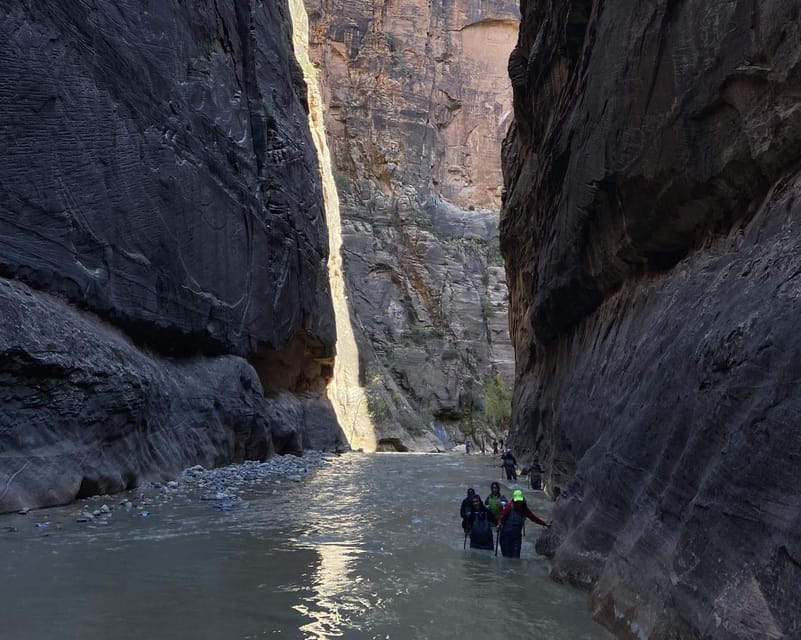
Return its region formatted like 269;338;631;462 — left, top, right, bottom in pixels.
174;451;328;512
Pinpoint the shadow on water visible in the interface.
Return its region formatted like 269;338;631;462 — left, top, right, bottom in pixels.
0;453;612;640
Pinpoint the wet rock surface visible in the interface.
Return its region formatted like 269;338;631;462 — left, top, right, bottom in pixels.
502;1;801;638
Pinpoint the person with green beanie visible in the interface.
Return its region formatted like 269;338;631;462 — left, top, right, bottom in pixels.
496;489;548;558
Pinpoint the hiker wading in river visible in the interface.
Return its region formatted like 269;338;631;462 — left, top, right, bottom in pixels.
496;489;548;558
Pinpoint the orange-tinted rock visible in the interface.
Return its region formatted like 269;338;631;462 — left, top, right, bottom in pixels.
305;0;518;448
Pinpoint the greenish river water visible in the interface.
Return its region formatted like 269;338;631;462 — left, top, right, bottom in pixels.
0;453;612;640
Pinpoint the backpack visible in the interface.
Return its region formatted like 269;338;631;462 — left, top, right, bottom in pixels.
486;495;504;520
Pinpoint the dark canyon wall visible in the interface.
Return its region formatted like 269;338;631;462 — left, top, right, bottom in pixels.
0;2;343;513
305;0;519;450
502;0;801;638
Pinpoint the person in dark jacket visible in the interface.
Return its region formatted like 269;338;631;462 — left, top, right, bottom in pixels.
496;489;548;558
460;488;480;534
501;449;517;481
463;493;493;550
529;459;543;490
484;481;507;525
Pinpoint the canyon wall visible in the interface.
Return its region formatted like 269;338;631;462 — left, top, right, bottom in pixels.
0;1;344;513
305;0;519;450
502;0;801;638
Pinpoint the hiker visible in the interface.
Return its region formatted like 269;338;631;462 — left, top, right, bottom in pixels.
529;459;543;490
465;494;493;550
492;440;498;455
460;488;480;534
496;489;548;558
484;481;507;525
501;448;517;481
465;439;472;454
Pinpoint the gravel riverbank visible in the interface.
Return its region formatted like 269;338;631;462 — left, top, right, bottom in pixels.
2;450;333;534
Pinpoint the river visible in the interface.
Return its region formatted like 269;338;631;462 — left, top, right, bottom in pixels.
0;453;612;640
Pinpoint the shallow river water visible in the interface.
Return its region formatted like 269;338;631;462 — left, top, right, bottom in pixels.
0;453;612;640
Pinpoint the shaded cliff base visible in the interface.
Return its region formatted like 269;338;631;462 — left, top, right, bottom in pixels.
525;172;801;639
0;277;346;515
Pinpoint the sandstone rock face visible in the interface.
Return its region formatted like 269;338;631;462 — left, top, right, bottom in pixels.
0;2;344;512
305;0;518;449
502;1;801;638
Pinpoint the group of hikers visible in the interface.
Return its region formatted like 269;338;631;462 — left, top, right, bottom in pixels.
459;481;548;557
498;447;543;490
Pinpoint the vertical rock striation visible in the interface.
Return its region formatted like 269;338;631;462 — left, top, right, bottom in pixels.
304;0;519;450
502;0;801;638
0;1;343;513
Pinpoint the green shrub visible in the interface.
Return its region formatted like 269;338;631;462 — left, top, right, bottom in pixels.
480;295;495;319
442;348;459;361
399;412;426;436
483;372;512;429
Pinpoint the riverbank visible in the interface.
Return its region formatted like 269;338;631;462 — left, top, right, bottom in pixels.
1;450;331;535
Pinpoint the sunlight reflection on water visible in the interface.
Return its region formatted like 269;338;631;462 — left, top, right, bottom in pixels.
0;453;612;640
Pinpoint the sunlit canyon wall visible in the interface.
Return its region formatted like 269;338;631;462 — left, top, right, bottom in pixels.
302;0;519;451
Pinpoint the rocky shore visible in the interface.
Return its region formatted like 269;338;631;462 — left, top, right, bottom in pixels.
1;451;331;535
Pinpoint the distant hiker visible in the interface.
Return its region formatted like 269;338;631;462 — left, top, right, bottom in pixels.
496;489;548;558
492;440;498;455
529;460;543;491
466;494;493;550
465;440;472;454
484;481;507;525
460;488;480;534
499;438;504;450
501;448;517;481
